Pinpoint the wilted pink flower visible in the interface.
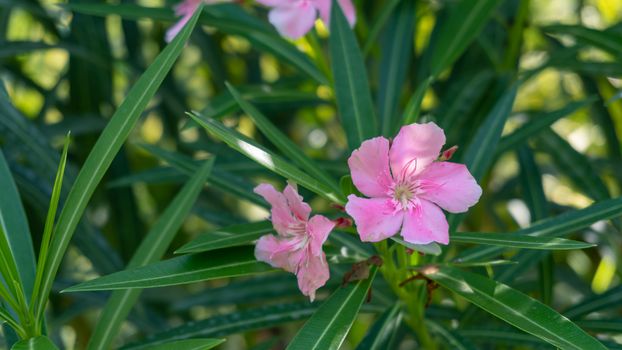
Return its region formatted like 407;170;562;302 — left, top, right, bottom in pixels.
345;122;482;245
256;0;356;39
254;183;335;301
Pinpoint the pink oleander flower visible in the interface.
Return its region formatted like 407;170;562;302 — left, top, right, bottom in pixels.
256;0;356;39
166;0;227;42
345;122;482;245
254;183;335;301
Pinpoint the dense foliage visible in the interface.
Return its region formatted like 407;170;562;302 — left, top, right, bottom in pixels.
1;0;622;349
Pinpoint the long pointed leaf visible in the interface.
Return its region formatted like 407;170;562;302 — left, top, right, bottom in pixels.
33;7;203;323
425;266;607;349
87;159;214;350
329;0;378;149
189;112;345;204
63;247;272;292
287;267;378;349
451;232;593;250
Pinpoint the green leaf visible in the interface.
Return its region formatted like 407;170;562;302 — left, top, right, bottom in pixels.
543;25;622;57
329;0;378;149
87;159;214;350
457;196;622;261
139;143;264;207
426;320;477;350
189;112;345;204
362;0;402;55
32;7;203;323
429;0;501;77
462;84;517;181
401;76;433;127
451;232;594;250
377;0;415;135
356;303;403;350
448;84;517;230
496;98;596;155
390;237;442;256
176;221;272;254
575;319;622;333
564;284;622;319
537;128;610;201
148;339;225;350
425;266;607;349
0;149;36;301
124;302;319;349
225;83;340;195
287;267;378;350
11;336;59;350
65;3;328;85
63;247;272;292
31;135;70;320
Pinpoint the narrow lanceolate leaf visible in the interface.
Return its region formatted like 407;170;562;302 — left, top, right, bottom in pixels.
391;237;441;256
87;159;214;350
189;112;345;204
426;320;477;350
11;336;59;350
457;196;622;261
425;266;607;350
0;149;36;300
225;83;340;195
32;135;70;316
176;221;272;254
537;129;610;201
329;0;378;149
448;84;516;230
377;0;415;135
429;0;501;77
543;25;622;58
462;85;517;181
63;246;272;292
33;9;203;322
451;232;593;250
65;3;328;84
564;284;622;319
124;303;319;349
148;339;225;350
356;303;403;350
287;267;378;350
496;98;596;154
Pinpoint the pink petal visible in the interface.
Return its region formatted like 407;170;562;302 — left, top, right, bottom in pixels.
348;137;394;197
307;215;335;256
345;195;403;242
389;122;446;179
283;183;311;222
165;12;194;43
401;200;449;245
296;251;330;301
316;0;356;27
255;234;298;273
254;184;299;236
256;0;289;5
267;3;317;39
418;162;482;213
165;0;203;43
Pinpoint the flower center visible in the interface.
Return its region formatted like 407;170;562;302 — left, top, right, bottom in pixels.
389;180;421;212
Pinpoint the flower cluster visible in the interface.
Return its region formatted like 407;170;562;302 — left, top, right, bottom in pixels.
166;0;355;42
254;122;482;300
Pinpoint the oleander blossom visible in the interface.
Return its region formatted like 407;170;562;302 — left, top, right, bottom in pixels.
256;0;356;39
345;122;482;245
254;183;335;301
166;0;226;42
